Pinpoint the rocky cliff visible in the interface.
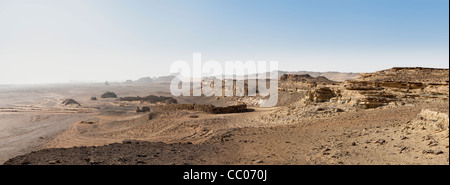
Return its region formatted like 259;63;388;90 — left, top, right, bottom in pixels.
342;67;449;108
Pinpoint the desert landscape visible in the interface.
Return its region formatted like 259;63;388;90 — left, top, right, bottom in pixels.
1;67;448;165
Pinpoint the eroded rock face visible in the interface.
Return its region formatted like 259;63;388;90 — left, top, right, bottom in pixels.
256;67;449;126
278;74;338;95
358;67;449;83
346;67;449;97
305;87;337;103
340;67;449;108
279;67;449;111
340;90;398;109
411;109;449;132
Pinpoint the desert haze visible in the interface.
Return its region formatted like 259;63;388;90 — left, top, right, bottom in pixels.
0;67;448;165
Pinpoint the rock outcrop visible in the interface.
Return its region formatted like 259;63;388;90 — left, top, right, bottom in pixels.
262;67;450;125
135;77;153;84
154;103;249;114
62;99;81;106
101;91;117;98
305;87;337;103
411;109;449;132
117;95;177;104
279;74;336;84
342;67;449;108
136;106;151;113
357;67;449;83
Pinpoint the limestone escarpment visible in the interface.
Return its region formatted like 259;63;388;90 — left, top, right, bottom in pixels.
342;67;449;108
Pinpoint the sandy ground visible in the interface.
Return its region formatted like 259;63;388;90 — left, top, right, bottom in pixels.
0;112;92;163
1;83;449;165
44;107;278;149
0;82;175;163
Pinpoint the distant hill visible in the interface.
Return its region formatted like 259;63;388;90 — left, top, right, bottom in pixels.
134;70;360;84
152;75;177;83
279;74;336;83
245;70;360;82
134;77;153;84
281;71;360;82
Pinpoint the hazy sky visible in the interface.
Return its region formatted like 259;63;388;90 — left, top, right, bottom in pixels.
0;0;448;84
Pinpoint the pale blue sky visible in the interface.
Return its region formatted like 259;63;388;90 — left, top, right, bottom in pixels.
0;0;448;84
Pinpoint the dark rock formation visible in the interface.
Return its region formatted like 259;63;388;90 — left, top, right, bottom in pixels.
136;106;151;113
117;95;177;104
62;99;81;106
154;104;249;114
101;91;117;98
